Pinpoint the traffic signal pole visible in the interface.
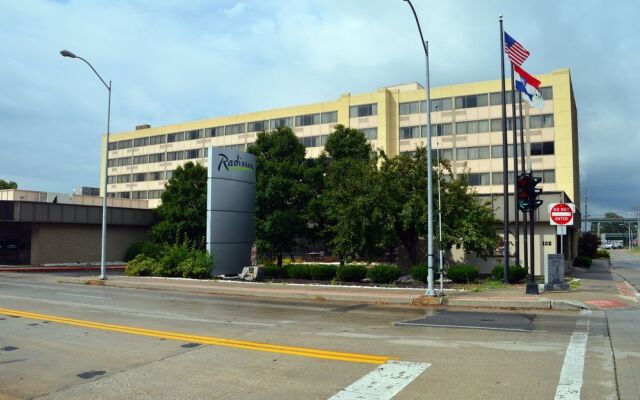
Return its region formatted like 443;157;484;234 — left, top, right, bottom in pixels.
526;206;539;294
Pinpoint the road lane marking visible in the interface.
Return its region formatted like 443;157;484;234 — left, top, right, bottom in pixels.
329;361;430;399
56;293;112;300
554;310;590;400
0;307;393;364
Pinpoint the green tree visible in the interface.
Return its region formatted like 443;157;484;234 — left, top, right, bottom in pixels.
151;162;207;248
379;147;498;265
0;179;17;190
248;126;313;266
322;125;394;262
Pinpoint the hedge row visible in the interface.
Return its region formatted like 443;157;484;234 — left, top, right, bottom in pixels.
262;264;402;284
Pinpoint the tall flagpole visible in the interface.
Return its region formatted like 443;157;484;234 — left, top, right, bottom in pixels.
519;91;528;271
499;15;510;283
510;65;520;266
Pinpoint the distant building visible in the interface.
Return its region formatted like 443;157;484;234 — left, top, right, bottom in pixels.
0;189;154;265
74;186;100;196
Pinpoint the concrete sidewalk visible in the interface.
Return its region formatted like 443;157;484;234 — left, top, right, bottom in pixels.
45;258;638;311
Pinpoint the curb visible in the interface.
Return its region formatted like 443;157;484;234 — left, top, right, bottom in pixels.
59;277;589;311
0;266;126;273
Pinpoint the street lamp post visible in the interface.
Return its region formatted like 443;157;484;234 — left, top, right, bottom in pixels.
60;49;111;280
403;0;435;296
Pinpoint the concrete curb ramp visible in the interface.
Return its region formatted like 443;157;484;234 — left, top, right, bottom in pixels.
445;297;588;311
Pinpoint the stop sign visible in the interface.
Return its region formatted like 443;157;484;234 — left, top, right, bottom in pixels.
549;203;575;225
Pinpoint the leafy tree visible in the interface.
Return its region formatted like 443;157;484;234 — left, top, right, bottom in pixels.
0;179;17;190
322;125;393;262
151;162;207;248
248;126;314;266
578;232;599;258
379;147;498;265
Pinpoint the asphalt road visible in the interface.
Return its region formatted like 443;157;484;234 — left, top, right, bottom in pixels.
608;250;640;400
0;273;619;400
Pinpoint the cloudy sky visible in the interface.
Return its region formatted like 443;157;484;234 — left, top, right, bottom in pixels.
0;0;637;217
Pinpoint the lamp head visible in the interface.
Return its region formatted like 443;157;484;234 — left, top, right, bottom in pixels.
60;50;77;58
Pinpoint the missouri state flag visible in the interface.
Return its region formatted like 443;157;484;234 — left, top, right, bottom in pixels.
514;64;544;110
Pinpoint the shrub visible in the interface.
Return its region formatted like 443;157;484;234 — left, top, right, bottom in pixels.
263;264;288;279
124;241;160;262
447;264;480;283
573;256;592;268
177;250;214;279
336;265;367;282
595;249;610;259
154;242;192;277
287;264;312;280
578;233;599;258
491;264;528;283
309;264;338;281
410;265;428;283
125;254;156;276
367;264;402;284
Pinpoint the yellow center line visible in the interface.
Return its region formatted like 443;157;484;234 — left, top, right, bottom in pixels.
0;307;394;364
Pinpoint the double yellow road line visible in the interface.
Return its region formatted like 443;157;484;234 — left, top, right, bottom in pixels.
0;307;393;364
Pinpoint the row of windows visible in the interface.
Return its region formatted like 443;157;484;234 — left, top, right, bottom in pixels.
399;114;554;140
111;190;164;200
349;104;377;118
108;112;342;151
469;169;556;186
107;171;167;184
398;87;553;116
408;141;554;161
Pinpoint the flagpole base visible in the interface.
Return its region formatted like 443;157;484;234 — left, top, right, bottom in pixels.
525;281;539;295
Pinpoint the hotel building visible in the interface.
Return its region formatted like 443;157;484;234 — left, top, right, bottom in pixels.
103;68;579;211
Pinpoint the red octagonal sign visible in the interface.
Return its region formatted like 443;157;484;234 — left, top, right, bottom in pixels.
549;203;575;226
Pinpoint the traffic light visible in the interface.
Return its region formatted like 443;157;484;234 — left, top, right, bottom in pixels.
517;173;531;211
528;175;544;210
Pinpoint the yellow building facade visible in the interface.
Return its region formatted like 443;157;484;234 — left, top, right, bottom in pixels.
103;68;579;209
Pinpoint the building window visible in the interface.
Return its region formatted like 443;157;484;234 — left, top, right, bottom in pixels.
247;120;268;132
107;176;116;184
167;151;185;161
422;123;452;137
206;126;224;137
399;101;420;115
117;140;133;150
455;94;488;109
146;171;165;181
108;142;117;151
133;155;149;165
459;146;490;160
530;141;554;156
107;159;116;167
116;157;132;167
186;130;202;140
148;153;165;163
148;190;163;199
492;171;515;185
529;114;554;128
116;174;131;184
134;137;149;147
349;103;377;118
116;192;130;199
166;170;174;180
321;111;338;124
185;149;201;159
468;172;491;186
295;113;320;127
149;134;166;145
131;190;148;200
360;128;377;140
540;87;553;100
432;148;453;161
423;98;453;112
225;123;246;135
400;126;420;139
132;173;146;182
456;120;490;135
270;117;293;129
489;91;523;106
167;132;184;143
543;169;555;183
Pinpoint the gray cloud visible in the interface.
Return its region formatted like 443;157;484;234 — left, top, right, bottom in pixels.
0;0;637;216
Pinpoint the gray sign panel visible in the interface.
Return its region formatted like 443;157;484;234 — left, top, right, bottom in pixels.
207;147;256;276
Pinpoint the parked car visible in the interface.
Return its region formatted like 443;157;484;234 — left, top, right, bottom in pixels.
601;242;613;249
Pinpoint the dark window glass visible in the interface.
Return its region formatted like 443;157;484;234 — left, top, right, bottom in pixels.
134;137;149;147
270;117;293;129
149;135;166;145
206;127;224;137
321;111;338;124
247;121;268;132
295;114;320;126
399;102;419;115
349;104;377;118
167;132;184;143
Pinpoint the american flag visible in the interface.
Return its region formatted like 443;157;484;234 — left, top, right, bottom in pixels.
504;32;529;66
